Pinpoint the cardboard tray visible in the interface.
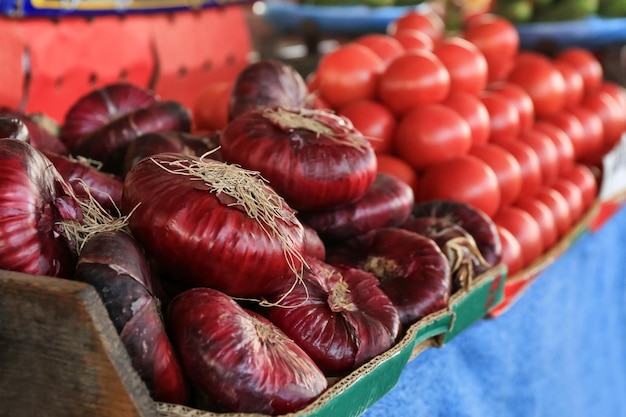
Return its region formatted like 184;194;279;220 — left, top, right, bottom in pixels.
0;264;505;417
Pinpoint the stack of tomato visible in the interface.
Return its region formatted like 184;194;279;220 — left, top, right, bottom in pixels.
293;9;626;276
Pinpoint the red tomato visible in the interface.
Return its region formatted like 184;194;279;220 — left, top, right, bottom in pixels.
599;81;626;114
193;81;233;132
306;71;320;92
376;154;420;195
495;140;543;199
338;99;397;155
418;154;501;217
433;37;488;96
542;111;586;161
496;225;524;276
394;103;472;169
583;91;626;150
555;48;603;95
479;90;520;143
378;51;450;116
567;106;605;164
535;186;573;237
469;143;522;209
392;29;434;52
564;164;598;210
488;81;535;133
514;197;559;250
553;61;584;110
387;9;445;43
316;43;385;109
533;121;575;176
518;129;560;186
353;34;405;67
552;178;585;223
507;54;566;118
494;206;544;266
443;91;491;145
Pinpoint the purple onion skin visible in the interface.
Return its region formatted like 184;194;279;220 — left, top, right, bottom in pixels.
265;257;401;376
123;131;222;176
74;101;192;176
228;59;310;121
167;287;327;415
61;83;158;152
221;107;377;211
327;228;451;327
0;139;81;278
0;110;68;154
302;223;326;260
75;230;189;405
300;173;414;242
43;151;123;214
412;200;502;267
0;116;29;141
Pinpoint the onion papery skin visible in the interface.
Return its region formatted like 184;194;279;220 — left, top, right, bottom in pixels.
43;151;123;214
123;131;222;177
265;257;400;376
61;83;158;152
401;216;487;292
0;139;81;277
299;173;414;242
167;287;327;415
74;101;192;176
75;230;189;405
221;107;377;211
0;116;29;142
412;200;502;268
0;110;68;155
327;228;451;327
122;153;306;297
302;223;326;260
228;59;310;121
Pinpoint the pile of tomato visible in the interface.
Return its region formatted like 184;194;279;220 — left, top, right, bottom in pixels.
193;9;626;277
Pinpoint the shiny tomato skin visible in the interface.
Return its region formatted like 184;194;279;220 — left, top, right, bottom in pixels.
567;106;605;164
582;91;626;150
493;206;544;266
518;129;560;186
599;81;626;114
316;43;385;109
488;81;535;133
507;54;566;118
387;9;445;43
541;111;586;161
353;34;405;67
553;61;584;111
443;91;491;145
555;48;603;95
417;154;501;218
338;99;397;155
394;103;472;170
563;163;598;209
378;51;451;116
533;121;576;176
535;186;573;237
376;154;420;195
392;29;434;52
496;225;524;276
469;143;522;209
494;140;543;199
552;178;585;223
433;37;488;96
514;197;559;250
479;90;520;143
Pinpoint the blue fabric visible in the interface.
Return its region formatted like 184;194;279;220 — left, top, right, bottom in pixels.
362;206;626;417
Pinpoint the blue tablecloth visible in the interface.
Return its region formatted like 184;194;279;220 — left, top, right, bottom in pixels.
362;206;626;417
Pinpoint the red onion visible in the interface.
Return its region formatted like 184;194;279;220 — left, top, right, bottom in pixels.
123;131;222;176
43;151;123;214
299;173;414;242
327;227;451;327
400;216;488;292
302;223;326;260
61;83;158;152
264;257;400;375
228;59;310;121
412;200;502;268
167;287;327;414
0;139;81;278
0;116;29;141
74;101;192;175
122;153;306;297
0;110;68;154
74;230;189;405
221;107;377;211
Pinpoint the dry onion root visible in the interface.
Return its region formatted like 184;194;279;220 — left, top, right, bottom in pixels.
122;153;307;298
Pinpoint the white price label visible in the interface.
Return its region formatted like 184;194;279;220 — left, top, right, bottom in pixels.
599;133;626;201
